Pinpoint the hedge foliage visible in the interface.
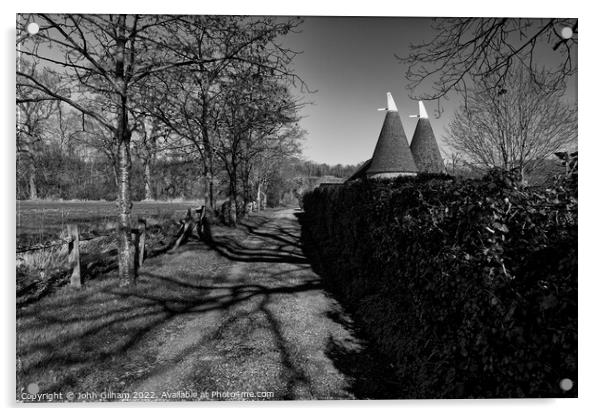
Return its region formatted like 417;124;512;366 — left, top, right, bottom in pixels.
301;170;577;398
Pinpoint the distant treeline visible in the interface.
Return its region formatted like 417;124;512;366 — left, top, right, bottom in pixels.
17;144;201;201
16;143;362;203
291;160;362;179
17;140;564;203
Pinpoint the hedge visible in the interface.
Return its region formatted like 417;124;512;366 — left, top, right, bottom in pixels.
301;170;577;398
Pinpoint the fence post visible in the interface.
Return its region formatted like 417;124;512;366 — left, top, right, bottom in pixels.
171;208;193;251
137;218;146;268
67;224;81;288
196;205;206;239
130;227;139;281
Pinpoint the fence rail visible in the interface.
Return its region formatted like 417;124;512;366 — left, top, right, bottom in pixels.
17;206;208;289
16;233;114;254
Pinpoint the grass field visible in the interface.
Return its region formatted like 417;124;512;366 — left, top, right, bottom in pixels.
16;200;204;249
16;200;205;305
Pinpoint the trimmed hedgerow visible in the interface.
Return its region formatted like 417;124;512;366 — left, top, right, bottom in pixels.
301;170;577;398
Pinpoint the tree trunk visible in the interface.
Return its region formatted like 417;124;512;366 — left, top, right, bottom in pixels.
115;16;135;285
257;183;261;211
242;166;252;206
209;159;215;209
229;161;238;225
229;199;237;225
203;161;215;210
200;118;215;210
143;159;153;200
28;166;37;200
203;165;212;209
111;159;120;191
144;134;157;201
117;132;134;285
203;173;210;207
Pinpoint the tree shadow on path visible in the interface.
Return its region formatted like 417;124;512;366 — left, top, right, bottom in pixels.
17;209;405;401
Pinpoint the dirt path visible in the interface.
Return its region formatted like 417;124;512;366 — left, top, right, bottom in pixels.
17;208;398;401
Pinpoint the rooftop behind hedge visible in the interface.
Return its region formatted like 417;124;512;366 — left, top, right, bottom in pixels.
410;118;445;173
366;111;418;175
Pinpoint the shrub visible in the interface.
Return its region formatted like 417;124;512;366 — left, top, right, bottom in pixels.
301;170;577;398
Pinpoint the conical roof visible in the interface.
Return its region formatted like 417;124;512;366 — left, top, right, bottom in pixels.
410;102;445;173
366;95;417;175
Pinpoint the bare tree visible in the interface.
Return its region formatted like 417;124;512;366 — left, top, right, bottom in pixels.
211;67;303;220
17;14;306;284
399;18;577;102
247;123;304;208
145;16;306;209
17;14;177;284
16;62;57;199
445;65;577;180
131;115;166;200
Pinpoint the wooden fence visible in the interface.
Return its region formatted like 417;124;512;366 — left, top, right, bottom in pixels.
18;206;209;289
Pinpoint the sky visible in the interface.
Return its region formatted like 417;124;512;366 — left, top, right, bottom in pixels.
18;15;577;167
282;17;578;165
